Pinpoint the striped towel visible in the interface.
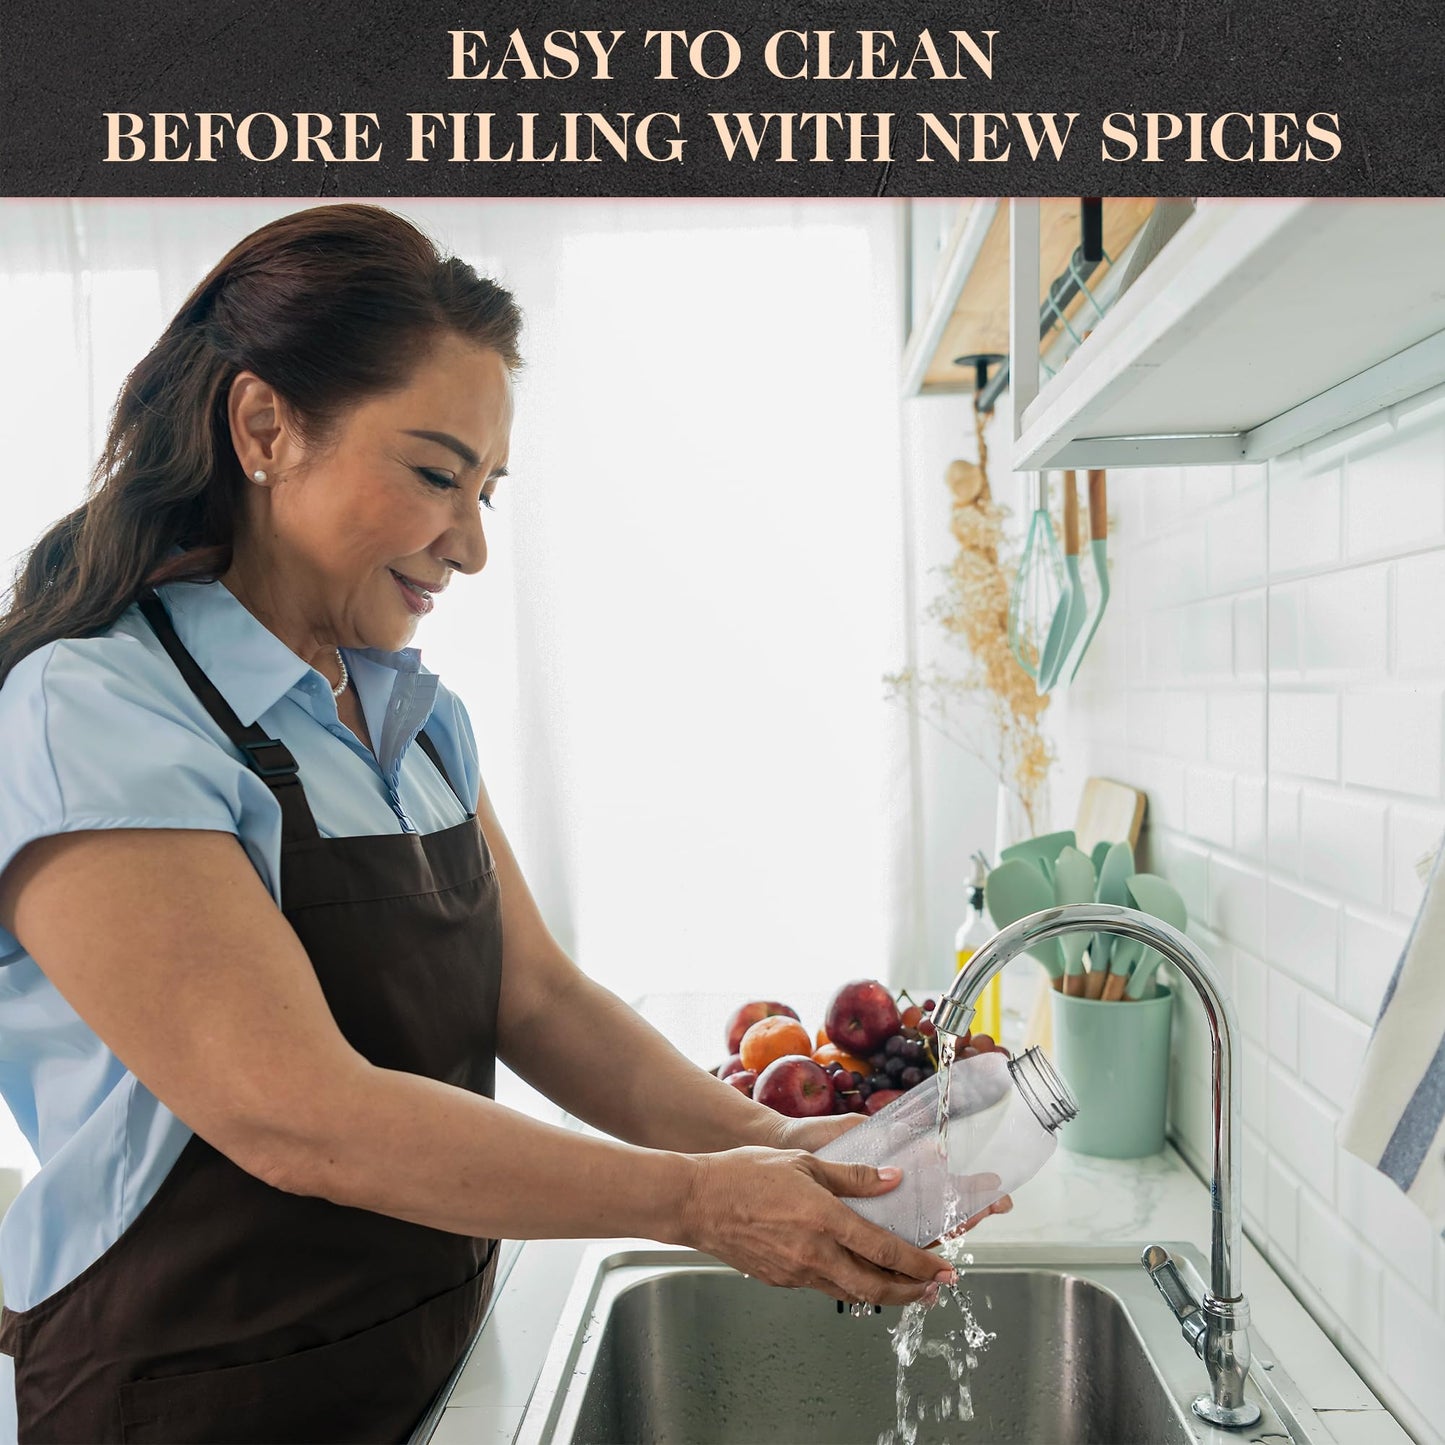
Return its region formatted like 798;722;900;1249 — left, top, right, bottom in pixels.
1340;835;1445;1231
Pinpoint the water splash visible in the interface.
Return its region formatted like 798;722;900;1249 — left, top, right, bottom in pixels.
877;1033;996;1444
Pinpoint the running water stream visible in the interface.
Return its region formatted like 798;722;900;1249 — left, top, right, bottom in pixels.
877;1034;997;1445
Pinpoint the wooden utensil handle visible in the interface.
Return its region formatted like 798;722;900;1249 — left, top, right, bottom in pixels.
1063;470;1080;556
1087;469;1107;541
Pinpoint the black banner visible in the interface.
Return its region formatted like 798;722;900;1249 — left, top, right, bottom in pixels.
3;1;1442;196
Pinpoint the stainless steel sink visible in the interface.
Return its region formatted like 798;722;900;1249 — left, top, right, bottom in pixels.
514;1243;1324;1445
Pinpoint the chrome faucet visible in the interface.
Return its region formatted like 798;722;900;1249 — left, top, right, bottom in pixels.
932;902;1262;1430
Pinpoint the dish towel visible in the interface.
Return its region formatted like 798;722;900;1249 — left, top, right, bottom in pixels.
1340;834;1445;1231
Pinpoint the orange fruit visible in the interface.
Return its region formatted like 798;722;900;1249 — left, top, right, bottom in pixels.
815;1025;831;1049
740;1016;813;1073
812;1043;871;1077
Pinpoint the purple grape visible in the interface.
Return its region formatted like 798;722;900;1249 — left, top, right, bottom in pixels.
900;1066;925;1088
901;1040;924;1065
884;1056;906;1081
869;1052;888;1071
884;1035;906;1058
868;1073;891;1092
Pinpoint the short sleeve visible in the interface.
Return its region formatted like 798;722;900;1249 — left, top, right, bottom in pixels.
0;635;249;962
422;678;481;813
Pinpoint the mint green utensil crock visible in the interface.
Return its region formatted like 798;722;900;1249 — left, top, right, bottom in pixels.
1051;984;1174;1157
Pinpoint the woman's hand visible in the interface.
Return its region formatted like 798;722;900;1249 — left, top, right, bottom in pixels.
677;1146;956;1306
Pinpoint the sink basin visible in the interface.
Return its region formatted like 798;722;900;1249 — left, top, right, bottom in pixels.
513;1243;1325;1445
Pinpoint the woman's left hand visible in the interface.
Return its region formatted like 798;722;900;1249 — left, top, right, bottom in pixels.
759;1112;1014;1233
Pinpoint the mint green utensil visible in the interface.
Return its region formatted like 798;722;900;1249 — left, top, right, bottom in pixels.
1008;473;1065;684
1052;846;1097;995
1066;470;1111;684
1123;873;1188;1000
984;859;1063;984
1090;840;1112;875
1037;470;1088;694
1091;840;1135;997
1000;830;1077;881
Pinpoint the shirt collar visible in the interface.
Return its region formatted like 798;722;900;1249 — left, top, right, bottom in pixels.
152;571;436;733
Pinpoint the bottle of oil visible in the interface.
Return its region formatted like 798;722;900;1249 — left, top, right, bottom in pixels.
955;856;1003;1043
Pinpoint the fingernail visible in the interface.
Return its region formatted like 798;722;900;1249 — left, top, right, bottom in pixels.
934;1268;958;1285
877;1166;902;1181
922;1284;940;1305
997;1196;1014;1213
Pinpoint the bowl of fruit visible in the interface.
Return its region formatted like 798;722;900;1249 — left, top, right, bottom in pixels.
713;981;1008;1119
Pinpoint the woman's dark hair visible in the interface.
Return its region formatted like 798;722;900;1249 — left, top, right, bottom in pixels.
0;203;523;686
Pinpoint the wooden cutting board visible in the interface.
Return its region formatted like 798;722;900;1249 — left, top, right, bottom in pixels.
1075;777;1147;856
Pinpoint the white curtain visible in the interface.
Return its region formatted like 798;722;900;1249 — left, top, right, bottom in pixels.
0;199;998;1159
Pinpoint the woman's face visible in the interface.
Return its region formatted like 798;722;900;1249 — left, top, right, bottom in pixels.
232;332;513;656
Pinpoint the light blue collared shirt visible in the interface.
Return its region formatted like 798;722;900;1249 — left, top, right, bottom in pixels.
0;572;482;1435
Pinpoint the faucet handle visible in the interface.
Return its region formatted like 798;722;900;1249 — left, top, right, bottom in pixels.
1142;1245;1207;1358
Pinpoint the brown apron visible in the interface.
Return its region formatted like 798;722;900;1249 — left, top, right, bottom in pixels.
0;590;505;1444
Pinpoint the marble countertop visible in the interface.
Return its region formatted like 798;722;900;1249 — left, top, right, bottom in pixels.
424;993;1412;1445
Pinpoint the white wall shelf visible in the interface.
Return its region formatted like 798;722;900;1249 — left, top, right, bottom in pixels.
1009;198;1445;470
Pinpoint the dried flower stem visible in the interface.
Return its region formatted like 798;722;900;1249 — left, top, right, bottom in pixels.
886;402;1056;835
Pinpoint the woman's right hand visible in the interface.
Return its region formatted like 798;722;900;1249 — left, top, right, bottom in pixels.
677;1146;956;1306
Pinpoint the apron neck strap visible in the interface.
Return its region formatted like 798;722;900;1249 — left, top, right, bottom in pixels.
136;590;322;845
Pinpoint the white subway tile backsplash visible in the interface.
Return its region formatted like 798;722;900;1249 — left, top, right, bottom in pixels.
1185;766;1234;848
1337;1148;1439;1305
1266;880;1340;995
1234;948;1267;1046
1395;552;1445;676
1302;566;1390;676
1056;399;1445;1434
1236;775;1267;862
1235;590;1267;680
1266;1157;1299;1258
1268;1064;1339;1203
1341;688;1444;797
1141;468;1186;536
1268;780;1301;874
1180;599;1234;679
1269;588;1302;677
1268;972;1302;1071
1210;855;1267;956
1242;1124;1267;1233
1207;485;1267;594
1269;691;1340;781
1340;910;1409;1025
1299;1188;1383;1359
1299;995;1370;1112
1209;691;1266;773
1344;425;1445;561
1388;803;1445;918
1381;1274;1445;1428
1269;465;1341;576
1162;690;1209;764
1299;788;1388;906
1242;1040;1268;1136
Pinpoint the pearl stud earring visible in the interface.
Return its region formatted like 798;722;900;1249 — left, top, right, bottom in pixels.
252;469;268;482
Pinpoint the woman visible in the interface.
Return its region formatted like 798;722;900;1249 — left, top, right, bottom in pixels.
0;204;998;1444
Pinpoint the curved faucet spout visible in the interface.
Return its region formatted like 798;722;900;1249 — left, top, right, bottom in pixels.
934;901;1261;1429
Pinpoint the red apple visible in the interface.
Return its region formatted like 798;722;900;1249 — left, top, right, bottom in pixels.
725;1000;801;1056
753;1055;836;1117
715;1053;745;1079
726;1069;758;1098
864;1089;904;1115
825;980;902;1055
